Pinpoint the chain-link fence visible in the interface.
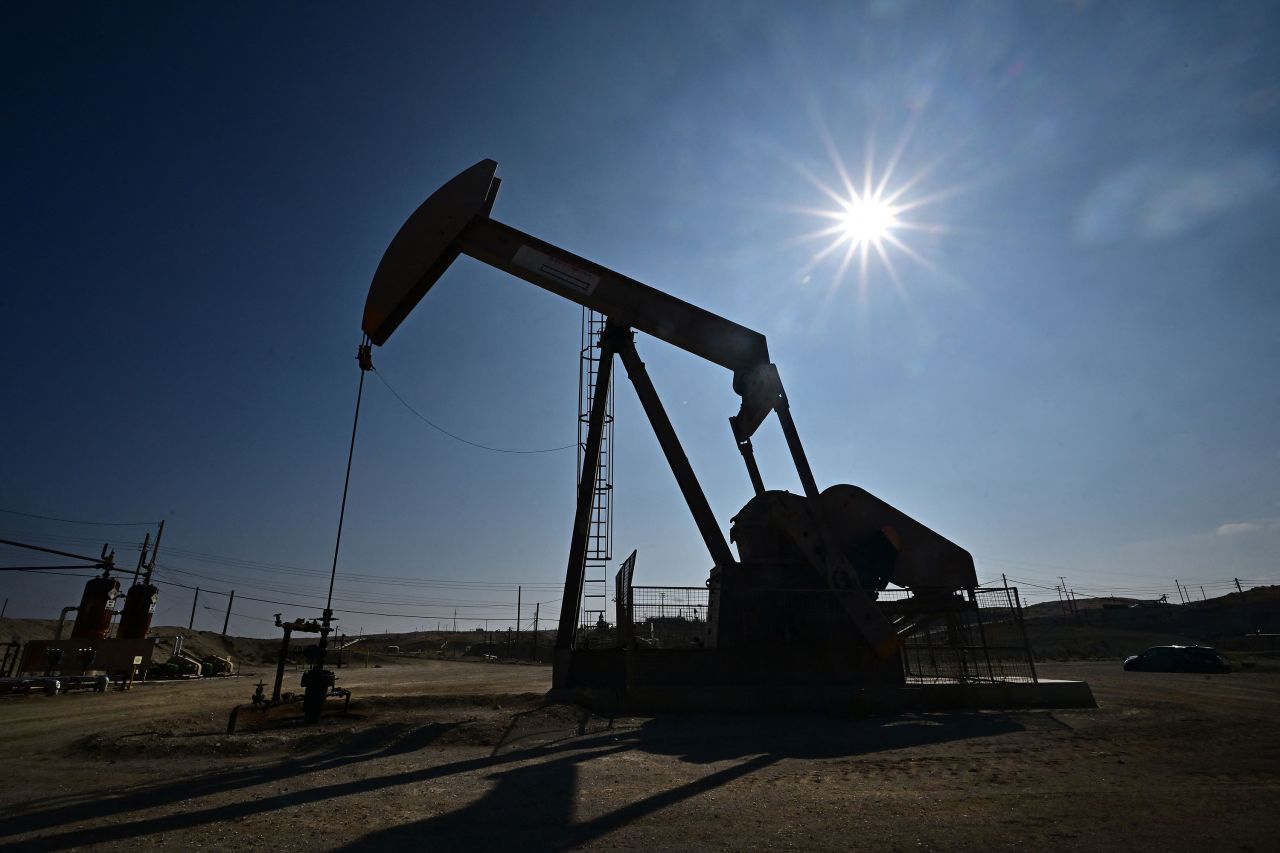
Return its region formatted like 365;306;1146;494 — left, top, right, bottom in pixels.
615;580;1036;681
627;586;709;649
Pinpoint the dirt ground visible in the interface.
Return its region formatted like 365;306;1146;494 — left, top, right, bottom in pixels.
1;660;1276;852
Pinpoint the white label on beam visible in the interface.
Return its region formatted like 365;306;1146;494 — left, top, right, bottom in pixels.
512;245;600;295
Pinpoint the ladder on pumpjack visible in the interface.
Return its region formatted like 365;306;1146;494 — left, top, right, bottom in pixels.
578;308;613;637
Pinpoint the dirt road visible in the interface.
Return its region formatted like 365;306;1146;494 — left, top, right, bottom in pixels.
1;661;1276;852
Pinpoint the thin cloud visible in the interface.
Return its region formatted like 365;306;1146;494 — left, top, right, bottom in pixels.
1074;149;1279;244
1216;522;1261;536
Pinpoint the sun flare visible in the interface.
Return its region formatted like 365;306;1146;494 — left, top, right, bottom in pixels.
790;127;956;306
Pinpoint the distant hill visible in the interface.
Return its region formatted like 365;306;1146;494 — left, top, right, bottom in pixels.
1020;586;1280;660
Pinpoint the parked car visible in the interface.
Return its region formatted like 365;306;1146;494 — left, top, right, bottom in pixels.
1123;645;1231;673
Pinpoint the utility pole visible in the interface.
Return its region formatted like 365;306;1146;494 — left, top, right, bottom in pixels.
1056;579;1068;616
144;519;165;585
133;532;151;582
188;587;200;630
1001;573;1008;589
533;603;540;660
1234;578;1244;594
515;586;522;660
221;590;235;637
1200;585;1207;601
1;597;7;619
1174;580;1185;604
453;608;457;634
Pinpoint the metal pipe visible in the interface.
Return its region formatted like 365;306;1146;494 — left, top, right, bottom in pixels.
273;625;293;704
0;565;100;572
0;539;107;566
54;606;78;641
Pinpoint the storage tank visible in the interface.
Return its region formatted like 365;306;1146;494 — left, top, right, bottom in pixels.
117;582;159;639
70;574;121;639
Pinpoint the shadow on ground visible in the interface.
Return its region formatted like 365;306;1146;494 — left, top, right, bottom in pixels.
345;712;1024;851
0;706;1023;852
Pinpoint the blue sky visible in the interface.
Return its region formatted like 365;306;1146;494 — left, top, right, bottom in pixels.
3;2;1278;634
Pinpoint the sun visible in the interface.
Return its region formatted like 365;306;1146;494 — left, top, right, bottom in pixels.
788;126;956;306
837;195;901;248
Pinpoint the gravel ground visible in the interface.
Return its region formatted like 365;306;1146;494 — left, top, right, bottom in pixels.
1;660;1276;852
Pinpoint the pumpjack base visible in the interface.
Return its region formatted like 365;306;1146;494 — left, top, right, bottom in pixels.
550;649;1096;714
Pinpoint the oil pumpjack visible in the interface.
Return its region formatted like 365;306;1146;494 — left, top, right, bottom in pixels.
361;160;1093;711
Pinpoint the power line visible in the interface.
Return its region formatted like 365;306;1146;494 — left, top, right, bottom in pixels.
0;508;157;527
5;567;100;580
147;544;562;590
201;604;276;624
157;577;546;625
8;562;1273;628
374;368;575;454
155;562;538;609
143;572;555;621
3;531;562;591
9;536;1274;603
0;565;102;574
1;566;552;620
172;557;560;589
0;530;150;552
1001;576;1062;592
